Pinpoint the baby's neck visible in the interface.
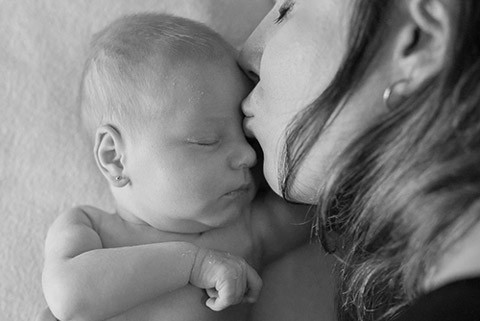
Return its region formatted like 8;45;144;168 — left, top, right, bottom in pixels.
115;208;201;235
114;204;248;236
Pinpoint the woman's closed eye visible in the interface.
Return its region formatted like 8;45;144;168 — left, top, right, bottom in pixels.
274;0;295;24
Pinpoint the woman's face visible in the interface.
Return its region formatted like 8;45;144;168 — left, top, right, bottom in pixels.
239;0;386;203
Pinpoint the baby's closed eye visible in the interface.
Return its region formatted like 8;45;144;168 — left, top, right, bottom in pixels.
186;137;220;147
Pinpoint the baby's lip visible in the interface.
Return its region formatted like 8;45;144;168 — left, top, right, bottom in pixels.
224;183;253;197
233;183;251;192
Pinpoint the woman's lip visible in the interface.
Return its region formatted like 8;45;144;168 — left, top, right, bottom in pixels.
241;97;254;118
243;110;254;117
243;117;254;137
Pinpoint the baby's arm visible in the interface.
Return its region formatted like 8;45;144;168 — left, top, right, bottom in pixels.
252;191;312;266
43;206;261;321
43;206;199;320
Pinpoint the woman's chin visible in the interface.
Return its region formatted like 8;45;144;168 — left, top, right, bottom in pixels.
262;163;318;204
264;174;282;196
284;178;320;204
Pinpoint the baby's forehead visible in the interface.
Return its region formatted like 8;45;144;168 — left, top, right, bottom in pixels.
145;60;244;114
134;44;246;116
145;50;241;91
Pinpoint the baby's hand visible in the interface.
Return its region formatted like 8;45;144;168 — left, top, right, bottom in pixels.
189;248;262;311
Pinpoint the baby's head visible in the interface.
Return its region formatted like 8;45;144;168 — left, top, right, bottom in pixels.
79;13;257;233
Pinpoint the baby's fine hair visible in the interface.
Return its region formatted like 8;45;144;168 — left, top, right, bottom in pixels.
79;13;234;138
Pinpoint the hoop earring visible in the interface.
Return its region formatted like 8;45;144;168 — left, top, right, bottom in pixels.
383;78;409;110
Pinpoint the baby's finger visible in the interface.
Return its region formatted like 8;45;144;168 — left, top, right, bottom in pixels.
206;288;218;299
206;297;220;311
244;265;262;302
208;280;235;311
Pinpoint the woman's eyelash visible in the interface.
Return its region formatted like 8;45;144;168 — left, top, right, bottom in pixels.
274;1;294;24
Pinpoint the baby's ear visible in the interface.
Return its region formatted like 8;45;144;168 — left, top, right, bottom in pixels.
94;125;129;187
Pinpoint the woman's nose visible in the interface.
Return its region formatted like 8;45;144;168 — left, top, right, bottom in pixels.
238;51;260;84
238;33;263;84
230;140;257;170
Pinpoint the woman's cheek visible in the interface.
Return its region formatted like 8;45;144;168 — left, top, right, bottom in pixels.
263;64;326;116
262;145;282;195
263;123;288;194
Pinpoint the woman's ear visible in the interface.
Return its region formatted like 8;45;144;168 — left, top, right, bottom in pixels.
390;0;454;94
94;125;129;187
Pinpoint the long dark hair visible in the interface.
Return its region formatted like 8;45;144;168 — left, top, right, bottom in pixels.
282;1;480;320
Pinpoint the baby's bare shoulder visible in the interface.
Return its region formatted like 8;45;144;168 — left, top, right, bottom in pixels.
57;206;198;248
44;206;108;260
50;205;146;248
51;205;112;229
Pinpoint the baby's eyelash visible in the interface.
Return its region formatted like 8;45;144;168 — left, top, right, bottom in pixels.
195;141;218;146
187;139;219;147
274;1;295;24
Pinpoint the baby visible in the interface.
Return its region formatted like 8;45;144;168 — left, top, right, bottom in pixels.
42;13;310;321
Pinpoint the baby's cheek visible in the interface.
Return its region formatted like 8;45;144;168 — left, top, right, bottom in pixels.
193;172;219;197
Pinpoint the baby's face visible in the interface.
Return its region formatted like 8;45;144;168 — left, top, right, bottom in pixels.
124;55;256;233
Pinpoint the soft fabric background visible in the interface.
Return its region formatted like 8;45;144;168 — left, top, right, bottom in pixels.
0;1;273;319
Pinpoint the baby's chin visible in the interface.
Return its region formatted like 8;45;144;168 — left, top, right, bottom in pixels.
209;194;255;227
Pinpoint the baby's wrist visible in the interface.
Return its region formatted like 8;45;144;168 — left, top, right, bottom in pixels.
189;247;209;286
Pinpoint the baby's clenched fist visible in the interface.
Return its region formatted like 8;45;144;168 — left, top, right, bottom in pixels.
189;247;262;311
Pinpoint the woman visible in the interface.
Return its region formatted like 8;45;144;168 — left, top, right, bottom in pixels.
239;0;480;320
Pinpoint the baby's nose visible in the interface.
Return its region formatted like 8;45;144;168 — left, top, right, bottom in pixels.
231;141;257;169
